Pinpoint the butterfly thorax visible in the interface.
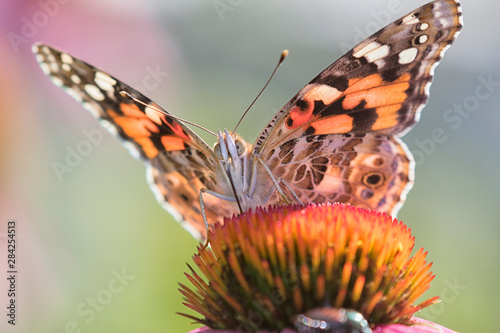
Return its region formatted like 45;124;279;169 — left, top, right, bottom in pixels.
213;129;277;212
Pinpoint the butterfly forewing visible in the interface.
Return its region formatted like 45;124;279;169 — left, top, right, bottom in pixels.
253;0;462;216
254;0;462;150
33;43;238;240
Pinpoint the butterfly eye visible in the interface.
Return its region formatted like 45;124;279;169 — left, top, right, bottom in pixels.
235;138;247;156
213;143;223;160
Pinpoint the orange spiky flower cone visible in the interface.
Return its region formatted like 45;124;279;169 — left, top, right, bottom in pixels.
179;203;457;333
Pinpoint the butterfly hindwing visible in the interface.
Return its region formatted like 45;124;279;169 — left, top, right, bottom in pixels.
254;0;462;215
263;133;413;216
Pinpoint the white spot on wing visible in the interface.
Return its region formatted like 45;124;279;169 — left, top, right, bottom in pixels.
398;48;418;64
145;105;164;124
423;81;433;98
353;41;382;58
64;87;83;102
418;35;428;44
50;76;63;87
71;74;81;84
61;63;71;72
122;141;141;160
60;53;74;64
304;84;342;104
47;53;56;64
82;101;101;118
50;62;59;73
40;63;51;75
457;6;464;27
84;84;105;101
100;119;119;136
419;23;429;31
364;44;390;63
94;71;116;93
402;14;420;25
373;58;385;69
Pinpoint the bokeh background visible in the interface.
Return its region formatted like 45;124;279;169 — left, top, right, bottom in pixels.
0;0;496;332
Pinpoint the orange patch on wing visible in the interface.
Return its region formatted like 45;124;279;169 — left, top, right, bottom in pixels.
135;137;159;158
110;104;191;155
343;82;409;110
161;136;186;151
342;73;411;110
119;103;191;141
108;108;160;158
347;73;411;94
119;103;144;117
346;74;384;94
288;84;343;129
288;103;314;129
309;114;354;135
167;121;191;141
109;109;160;137
371;105;401;131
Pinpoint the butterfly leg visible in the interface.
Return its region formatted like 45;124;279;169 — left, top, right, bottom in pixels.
199;188;237;243
260;177;303;206
248;156;290;203
276;177;303;205
256;156;303;204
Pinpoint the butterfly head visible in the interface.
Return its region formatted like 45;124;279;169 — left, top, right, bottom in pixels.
213;129;252;213
213;129;249;164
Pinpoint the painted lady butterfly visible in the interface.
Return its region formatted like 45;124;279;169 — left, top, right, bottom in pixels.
33;0;462;240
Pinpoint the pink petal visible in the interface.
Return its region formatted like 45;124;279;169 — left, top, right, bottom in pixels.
373;317;459;333
187;318;458;333
187;328;296;333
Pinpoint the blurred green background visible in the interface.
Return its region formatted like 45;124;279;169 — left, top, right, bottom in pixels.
0;0;496;332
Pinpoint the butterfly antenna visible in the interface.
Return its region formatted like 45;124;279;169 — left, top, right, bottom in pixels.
119;91;217;137
232;50;289;134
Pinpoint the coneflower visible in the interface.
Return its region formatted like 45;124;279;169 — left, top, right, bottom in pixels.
179;203;457;333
